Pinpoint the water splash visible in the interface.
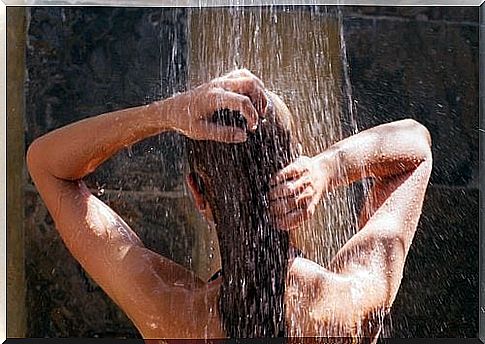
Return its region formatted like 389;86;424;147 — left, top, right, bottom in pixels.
182;5;364;338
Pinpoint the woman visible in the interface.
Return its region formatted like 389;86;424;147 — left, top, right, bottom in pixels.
27;69;432;341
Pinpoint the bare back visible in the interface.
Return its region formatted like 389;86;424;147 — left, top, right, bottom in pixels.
26;71;431;341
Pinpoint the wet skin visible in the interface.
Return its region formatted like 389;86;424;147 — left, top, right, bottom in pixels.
27;69;432;341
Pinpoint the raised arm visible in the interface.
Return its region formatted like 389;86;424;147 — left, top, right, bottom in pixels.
318;118;431;227
324;118;431;279
273;119;432;339
27;69;267;337
28;71;265;181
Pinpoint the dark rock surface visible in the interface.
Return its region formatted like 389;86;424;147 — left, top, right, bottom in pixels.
25;7;188;337
341;8;479;337
385;186;478;338
342;9;479;187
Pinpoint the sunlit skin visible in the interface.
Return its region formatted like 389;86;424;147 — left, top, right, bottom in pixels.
27;69;432;341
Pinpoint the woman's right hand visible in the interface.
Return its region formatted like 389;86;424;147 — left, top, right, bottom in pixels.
166;69;268;143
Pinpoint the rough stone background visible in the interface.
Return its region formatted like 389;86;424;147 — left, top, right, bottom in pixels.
23;6;478;338
340;7;479;338
25;7;190;338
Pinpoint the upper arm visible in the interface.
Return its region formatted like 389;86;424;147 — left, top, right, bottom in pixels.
288;142;432;337
328;120;432;306
26;146;206;335
27;153;144;279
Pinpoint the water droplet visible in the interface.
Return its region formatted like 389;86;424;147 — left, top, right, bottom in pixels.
126;145;133;158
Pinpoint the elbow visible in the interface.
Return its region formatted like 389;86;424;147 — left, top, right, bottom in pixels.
401;119;432;159
26;140;38;173
412;120;431;147
401;119;431;146
26;138;46;178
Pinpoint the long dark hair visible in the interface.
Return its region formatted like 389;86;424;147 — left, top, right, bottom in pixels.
186;92;294;338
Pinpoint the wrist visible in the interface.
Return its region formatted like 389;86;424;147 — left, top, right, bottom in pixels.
150;92;189;132
313;146;343;191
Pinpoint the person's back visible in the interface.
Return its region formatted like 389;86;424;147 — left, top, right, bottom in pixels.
26;69;432;340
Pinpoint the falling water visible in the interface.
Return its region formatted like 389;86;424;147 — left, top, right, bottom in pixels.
22;5;478;339
179;4;365;338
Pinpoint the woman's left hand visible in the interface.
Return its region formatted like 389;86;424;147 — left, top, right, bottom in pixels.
269;156;328;230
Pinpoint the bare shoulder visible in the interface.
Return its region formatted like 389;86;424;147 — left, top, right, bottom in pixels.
123;247;225;338
285;256;385;338
27;165;223;338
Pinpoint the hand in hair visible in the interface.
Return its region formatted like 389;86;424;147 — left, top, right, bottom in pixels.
168;69;268;143
269;155;330;230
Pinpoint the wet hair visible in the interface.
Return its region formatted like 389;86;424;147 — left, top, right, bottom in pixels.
186;91;294;338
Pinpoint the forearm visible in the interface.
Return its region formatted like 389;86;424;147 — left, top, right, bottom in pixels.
27;96;182;180
314;119;432;190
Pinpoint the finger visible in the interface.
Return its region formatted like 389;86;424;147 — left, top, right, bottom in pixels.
295;187;315;205
295;192;313;209
269;182;295;201
223;69;264;86
194;121;247;143
308;191;323;214
271;164;307;186
270;198;297;217
214;74;264;90
307;201;317;217
219;70;266;114
293;176;312;193
216;77;268;116
271;194;312;218
275;210;310;231
208;89;259;131
269;178;310;201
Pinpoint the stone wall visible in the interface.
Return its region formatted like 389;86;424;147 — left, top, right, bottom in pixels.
25;7;189;337
340;7;479;338
22;6;478;338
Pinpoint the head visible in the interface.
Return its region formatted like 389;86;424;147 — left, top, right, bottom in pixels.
186;91;294;337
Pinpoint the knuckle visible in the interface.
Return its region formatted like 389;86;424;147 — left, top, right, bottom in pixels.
211;77;223;85
208;88;222;98
248;77;259;88
242;96;253;108
297;193;309;203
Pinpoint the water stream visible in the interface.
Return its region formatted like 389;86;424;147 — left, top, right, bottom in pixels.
183;5;367;337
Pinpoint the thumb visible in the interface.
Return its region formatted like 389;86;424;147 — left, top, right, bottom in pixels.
200;122;248;143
